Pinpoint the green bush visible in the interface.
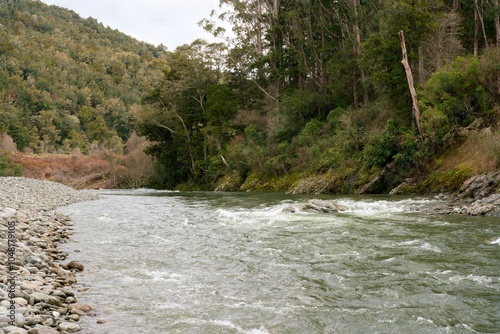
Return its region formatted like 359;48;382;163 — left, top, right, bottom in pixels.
0;153;22;176
296;119;323;146
422;56;491;128
362;119;403;170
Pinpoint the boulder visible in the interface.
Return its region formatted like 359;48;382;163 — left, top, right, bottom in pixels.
458;171;500;199
66;261;84;272
302;199;347;213
57;322;81;332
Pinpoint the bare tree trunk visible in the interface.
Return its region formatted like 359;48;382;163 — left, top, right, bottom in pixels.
474;0;479;56
399;30;423;137
495;0;500;96
256;0;263;56
418;46;425;85
352;67;359;109
474;0;489;49
495;0;500;46
451;0;460;38
352;0;369;105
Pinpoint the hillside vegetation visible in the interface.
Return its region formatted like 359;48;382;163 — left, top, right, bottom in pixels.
136;0;500;193
1;0;500;194
0;0;166;153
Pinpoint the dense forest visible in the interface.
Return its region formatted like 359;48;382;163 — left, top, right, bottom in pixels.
0;0;167;154
1;0;500;193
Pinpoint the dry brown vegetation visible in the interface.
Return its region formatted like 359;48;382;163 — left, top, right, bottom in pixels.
6;133;154;190
9;152;112;189
439;126;500;174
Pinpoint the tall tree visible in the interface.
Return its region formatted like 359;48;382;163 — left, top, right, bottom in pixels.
138;43;225;184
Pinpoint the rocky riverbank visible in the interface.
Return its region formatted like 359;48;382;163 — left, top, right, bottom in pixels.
423;171;500;217
0;177;98;334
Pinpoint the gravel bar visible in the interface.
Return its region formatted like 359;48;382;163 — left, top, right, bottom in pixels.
0;177;98;334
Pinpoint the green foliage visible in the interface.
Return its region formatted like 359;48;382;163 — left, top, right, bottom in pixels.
423;56;490;126
0;0;167;152
0;152;21;176
363;119;405;170
244;123;266;146
421;55;493;153
276;89;333;141
296;119;323;147
14;0;489;192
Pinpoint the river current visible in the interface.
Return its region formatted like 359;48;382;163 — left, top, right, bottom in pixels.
58;190;500;334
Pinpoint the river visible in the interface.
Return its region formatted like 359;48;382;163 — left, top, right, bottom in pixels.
57;190;500;334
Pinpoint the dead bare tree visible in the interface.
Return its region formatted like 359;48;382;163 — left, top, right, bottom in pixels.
399;30;423;138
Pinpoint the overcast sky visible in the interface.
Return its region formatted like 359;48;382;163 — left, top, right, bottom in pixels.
39;0;222;49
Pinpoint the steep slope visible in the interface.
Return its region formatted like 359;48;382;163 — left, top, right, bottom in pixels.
0;0;168;153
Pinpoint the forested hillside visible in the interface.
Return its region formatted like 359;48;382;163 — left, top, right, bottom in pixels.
1;0;500;193
0;0;167;153
137;0;500;193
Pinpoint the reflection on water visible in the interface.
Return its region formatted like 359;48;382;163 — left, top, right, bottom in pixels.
59;191;500;334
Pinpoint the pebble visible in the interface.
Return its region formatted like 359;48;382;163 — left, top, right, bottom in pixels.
0;177;98;333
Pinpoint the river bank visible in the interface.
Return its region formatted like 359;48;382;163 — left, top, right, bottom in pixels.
0;177;98;334
417;170;500;217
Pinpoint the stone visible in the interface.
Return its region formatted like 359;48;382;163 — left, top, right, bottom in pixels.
25;256;43;266
459;171;500;199
301;199;347;213
24;315;43;326
0;208;17;218
49;290;66;299
66;314;79;321
2;326;27;334
45;296;63;307
0;313;24;327
282;206;296;213
36;328;59;334
12;298;28;307
66;261;84;272
57;322;81;332
71;303;93;313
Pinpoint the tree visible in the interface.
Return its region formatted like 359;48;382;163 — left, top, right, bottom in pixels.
138;43;220;184
34;110;60;152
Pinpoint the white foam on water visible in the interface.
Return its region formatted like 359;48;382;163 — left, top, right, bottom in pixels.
97;215;113;223
333;198;441;217
173;318;270;334
466;274;494;285
141;269;186;282
393;239;441;252
153;301;187;310
396;239;421;246
489;237;500;244
420;242;441;253
449;274;494;286
215;206;290;226
209;320;270;334
417;316;434;324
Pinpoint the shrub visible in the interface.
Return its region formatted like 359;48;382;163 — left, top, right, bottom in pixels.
422;56;491;128
0;152;22;176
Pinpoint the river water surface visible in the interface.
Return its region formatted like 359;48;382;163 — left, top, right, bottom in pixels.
58;190;500;334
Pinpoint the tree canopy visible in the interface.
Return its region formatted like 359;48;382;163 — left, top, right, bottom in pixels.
138;0;500;191
0;0;168;153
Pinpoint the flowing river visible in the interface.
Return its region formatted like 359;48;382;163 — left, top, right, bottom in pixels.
58;190;500;334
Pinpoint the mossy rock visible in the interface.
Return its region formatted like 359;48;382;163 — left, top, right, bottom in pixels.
239;172;300;192
415;166;473;194
214;172;244;192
